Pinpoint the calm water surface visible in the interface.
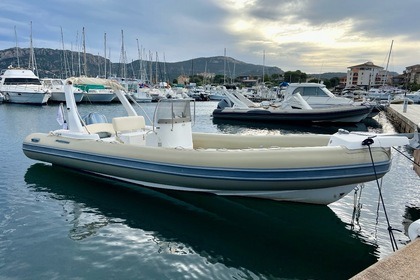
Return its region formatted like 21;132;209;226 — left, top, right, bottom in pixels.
1;101;419;279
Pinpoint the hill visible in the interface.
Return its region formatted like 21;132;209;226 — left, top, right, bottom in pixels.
0;47;284;82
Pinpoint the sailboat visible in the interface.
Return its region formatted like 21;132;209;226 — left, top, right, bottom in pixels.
71;27;115;103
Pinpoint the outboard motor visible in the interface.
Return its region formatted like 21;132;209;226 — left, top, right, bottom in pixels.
217;98;233;109
82;112;108;125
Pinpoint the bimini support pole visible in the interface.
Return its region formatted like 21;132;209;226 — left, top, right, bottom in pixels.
64;81;85;133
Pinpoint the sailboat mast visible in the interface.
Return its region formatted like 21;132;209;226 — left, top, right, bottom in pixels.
383;40;394;86
14;26;20;68
28;21;38;76
163;53;167;83
104;32;107;78
262;50;265;84
223;48;226;85
149;51;153;84
119;30;127;79
82;27;87;76
76;31;81;76
108;48;112;78
61;26;69;78
155;51;158;84
137;39;142;81
70;42;74;76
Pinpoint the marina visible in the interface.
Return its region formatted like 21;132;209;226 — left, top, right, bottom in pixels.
2;2;420;278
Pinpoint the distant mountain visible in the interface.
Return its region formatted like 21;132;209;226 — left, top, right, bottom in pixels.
0;47;284;82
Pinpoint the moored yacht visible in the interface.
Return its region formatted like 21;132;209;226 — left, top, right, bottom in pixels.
67;77;116;103
42;78;84;103
0;68;50;104
280;83;383;117
281;83;356;108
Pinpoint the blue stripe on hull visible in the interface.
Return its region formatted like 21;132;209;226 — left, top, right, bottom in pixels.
23;143;391;186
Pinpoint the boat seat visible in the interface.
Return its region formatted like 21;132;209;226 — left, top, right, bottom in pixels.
84;123;115;138
112;116;146;133
112;116;147;145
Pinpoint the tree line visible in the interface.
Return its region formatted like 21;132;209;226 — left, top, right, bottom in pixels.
180;70;341;89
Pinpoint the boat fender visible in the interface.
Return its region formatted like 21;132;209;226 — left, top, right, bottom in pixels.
408;219;420;241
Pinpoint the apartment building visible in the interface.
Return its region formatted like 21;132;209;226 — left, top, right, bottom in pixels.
345;61;385;89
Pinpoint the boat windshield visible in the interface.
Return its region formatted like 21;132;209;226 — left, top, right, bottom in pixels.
4;78;42;85
292;86;330;97
153;99;192;124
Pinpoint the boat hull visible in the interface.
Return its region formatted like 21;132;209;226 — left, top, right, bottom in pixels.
3;91;50;104
82;93;116;103
50;91;84;103
22;132;392;205
212;105;372;123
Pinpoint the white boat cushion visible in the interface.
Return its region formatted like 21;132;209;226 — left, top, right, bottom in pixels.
112;116;146;133
84;123;115;138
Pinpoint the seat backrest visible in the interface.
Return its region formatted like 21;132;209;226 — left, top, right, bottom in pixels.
112;116;145;133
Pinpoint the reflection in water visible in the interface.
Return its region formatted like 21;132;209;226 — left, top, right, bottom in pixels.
212;116;382;135
25;163;379;279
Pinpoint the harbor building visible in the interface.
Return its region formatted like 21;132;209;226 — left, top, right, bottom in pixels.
404;64;420;84
346;61;388;89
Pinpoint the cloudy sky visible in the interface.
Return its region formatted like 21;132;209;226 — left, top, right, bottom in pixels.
0;0;418;74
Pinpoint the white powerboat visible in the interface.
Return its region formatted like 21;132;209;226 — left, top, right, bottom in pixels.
281;83;386;117
281;83;356;108
404;90;420;104
42;78;84;103
0;68;50;104
213;89;373;123
22;82;417;205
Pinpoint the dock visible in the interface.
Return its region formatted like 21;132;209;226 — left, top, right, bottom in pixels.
386;103;420;176
351;239;420;279
351;103;420;279
386;103;420;133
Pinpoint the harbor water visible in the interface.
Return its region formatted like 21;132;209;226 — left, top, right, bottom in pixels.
1;101;419;279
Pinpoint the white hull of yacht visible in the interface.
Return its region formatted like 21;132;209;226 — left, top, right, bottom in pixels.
2;87;50;104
